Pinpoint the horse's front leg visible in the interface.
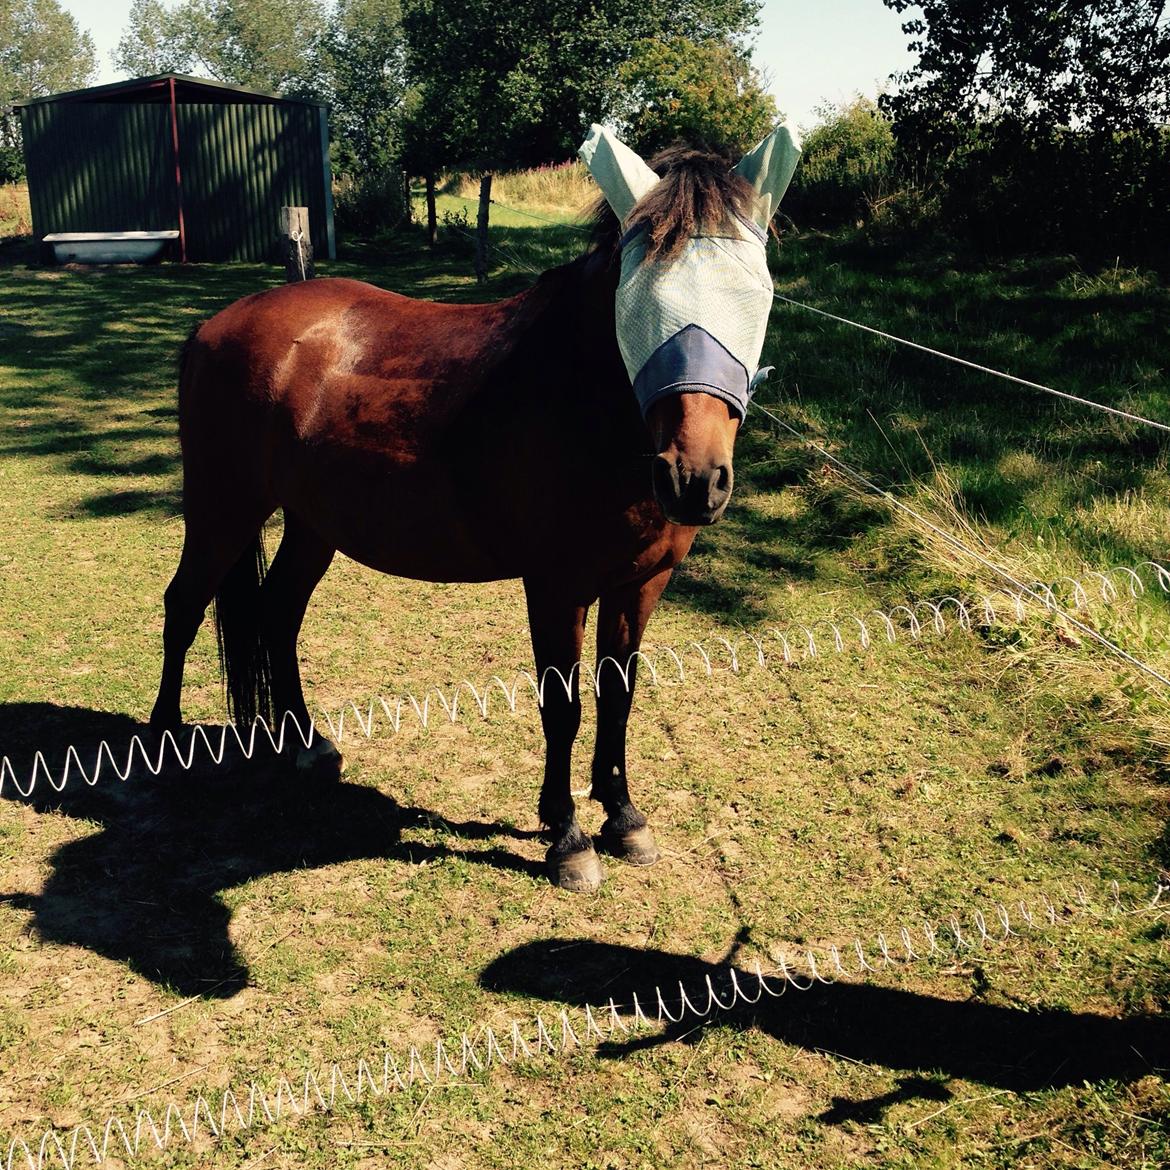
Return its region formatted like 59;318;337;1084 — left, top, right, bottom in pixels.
591;569;673;867
523;578;603;892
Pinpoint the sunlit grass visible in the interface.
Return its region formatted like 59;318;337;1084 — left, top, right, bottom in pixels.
0;214;1167;1168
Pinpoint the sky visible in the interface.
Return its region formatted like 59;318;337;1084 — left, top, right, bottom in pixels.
59;0;916;132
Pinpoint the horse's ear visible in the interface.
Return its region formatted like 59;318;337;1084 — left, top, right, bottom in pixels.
579;124;661;223
733;124;802;230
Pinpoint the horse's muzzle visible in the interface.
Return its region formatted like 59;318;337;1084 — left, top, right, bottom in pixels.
652;456;733;526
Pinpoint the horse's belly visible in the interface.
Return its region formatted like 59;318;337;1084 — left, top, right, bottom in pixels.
279;458;522;582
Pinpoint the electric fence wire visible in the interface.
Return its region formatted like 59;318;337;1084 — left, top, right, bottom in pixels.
2;561;1167;800
3;880;1166;1170
483;198;1170;437
768;290;1170;435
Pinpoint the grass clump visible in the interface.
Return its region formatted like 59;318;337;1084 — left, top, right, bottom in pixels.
448;160;596;214
0;182;31;238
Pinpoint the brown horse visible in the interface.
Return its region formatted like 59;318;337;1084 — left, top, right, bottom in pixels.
150;143;775;892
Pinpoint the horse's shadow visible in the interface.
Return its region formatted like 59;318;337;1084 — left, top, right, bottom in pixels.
0;703;543;997
481;938;1170;1119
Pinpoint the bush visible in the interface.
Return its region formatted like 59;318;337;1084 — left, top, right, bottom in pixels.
786;98;897;228
333;168;410;237
0;183;32;239
935;123;1170;267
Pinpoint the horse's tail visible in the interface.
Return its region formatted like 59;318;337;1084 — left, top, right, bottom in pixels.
215;533;274;729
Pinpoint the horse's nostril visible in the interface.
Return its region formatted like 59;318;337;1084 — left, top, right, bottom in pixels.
706;463;733;510
652;456;681;503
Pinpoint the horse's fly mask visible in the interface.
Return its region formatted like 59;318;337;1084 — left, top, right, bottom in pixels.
579;123;801;421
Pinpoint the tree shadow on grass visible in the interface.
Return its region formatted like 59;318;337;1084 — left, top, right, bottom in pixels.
0;703;543;998
481;938;1169;1120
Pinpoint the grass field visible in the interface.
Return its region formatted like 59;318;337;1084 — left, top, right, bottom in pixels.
1;202;1168;1169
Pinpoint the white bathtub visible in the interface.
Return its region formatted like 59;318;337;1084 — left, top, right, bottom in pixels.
43;231;180;264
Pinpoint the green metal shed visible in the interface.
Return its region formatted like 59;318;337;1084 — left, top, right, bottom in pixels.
15;74;336;263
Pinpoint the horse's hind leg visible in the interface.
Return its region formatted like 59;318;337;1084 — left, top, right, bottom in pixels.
523;578;603;892
591;569;673;866
150;505;270;736
257;512;338;781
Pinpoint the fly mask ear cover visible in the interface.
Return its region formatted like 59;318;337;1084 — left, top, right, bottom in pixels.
579;123;801;422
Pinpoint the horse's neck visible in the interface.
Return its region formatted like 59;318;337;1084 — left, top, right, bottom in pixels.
510;251;639;428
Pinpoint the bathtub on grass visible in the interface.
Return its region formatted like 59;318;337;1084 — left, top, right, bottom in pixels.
43;231;180;264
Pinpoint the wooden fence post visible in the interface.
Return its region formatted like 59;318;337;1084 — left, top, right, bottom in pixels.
280;206;314;282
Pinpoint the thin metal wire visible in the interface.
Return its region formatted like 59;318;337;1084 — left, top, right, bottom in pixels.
2;561;1165;799
3;880;1162;1170
771;291;1170;435
488;198;592;232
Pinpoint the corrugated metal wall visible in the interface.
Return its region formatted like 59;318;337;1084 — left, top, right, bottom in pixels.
22;102;177;235
20;98;332;262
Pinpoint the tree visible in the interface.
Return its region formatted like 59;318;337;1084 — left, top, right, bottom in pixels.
401;0;763;277
0;0;97;181
113;0;327;97
879;1;1170;263
882;0;1170;147
320;0;407;175
616;36;777;157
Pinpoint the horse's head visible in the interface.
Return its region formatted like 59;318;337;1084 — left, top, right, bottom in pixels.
581;123;800;526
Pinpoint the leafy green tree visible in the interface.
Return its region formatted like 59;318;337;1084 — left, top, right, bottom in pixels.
321;0;406;174
403;0;762;170
113;0;327;96
879;1;1170;264
882;0;1170;148
1;0;97;181
616;36;776;157
401;0;763;276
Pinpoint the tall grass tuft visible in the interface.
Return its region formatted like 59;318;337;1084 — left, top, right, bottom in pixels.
0;183;31;239
448;162;596;214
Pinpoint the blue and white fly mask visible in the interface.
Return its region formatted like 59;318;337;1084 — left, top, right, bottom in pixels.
579;123;801;423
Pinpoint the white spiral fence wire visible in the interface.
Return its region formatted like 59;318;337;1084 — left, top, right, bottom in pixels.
4;880;1165;1170
2;562;1166;800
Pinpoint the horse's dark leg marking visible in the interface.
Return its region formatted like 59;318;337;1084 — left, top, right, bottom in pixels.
150;509;268;734
258;512;338;779
523;578;603;891
591;568;674;866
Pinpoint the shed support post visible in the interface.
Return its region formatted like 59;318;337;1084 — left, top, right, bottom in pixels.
168;76;188;263
281;206;314;281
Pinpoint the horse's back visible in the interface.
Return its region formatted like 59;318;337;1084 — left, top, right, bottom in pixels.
188;277;519;403
178;276;563;580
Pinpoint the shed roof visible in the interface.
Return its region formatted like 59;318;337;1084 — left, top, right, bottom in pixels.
12;73;326;110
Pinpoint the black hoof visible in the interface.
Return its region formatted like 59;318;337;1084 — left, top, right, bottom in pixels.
292;738;345;784
600;822;660;867
548;845;605;892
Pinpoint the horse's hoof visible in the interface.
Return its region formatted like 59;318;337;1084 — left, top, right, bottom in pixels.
548;845;605;892
294;738;344;783
600;823;660;867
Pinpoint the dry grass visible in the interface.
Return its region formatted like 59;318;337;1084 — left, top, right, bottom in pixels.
448;161;596;214
0;182;31;238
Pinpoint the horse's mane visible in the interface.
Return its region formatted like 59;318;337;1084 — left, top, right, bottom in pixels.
586;142;755;263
